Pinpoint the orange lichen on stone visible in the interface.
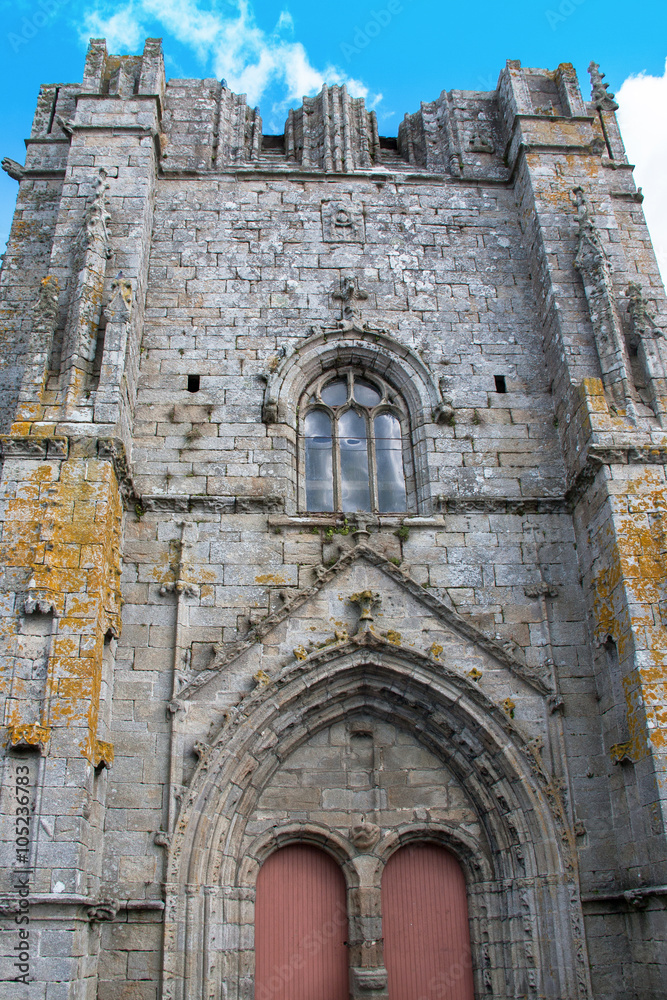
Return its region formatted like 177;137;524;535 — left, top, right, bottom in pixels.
0;458;122;762
81;734;114;768
591;560;624;643
592;476;667;765
6;723;51;750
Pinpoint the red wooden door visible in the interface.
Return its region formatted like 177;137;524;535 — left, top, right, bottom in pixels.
382;843;474;1000
255;845;349;1000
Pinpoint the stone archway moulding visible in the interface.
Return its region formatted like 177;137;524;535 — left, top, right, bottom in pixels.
262;325;442;430
161;645;592;1000
260;324;443;513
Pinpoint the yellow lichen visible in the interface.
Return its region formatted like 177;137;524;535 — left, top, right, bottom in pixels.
255;574;287;585
0;458;122;759
502;697;516;719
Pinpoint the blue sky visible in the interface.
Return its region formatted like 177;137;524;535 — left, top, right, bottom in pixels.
1;0;666;276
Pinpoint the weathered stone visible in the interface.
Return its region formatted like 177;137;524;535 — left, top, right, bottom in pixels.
0;42;665;1000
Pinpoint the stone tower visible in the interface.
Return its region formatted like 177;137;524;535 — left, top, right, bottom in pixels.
0;38;665;1000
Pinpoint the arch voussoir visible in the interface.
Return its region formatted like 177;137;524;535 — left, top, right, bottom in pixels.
164;644;588;1000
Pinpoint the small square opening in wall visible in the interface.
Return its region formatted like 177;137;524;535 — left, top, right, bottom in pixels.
187;374;200;393
494;375;507;393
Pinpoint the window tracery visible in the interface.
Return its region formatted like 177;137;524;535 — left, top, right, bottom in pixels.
302;370;409;513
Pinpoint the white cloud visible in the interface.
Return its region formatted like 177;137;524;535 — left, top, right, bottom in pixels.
617;59;667;287
275;10;294;33
80;0;380;117
82;3;145;53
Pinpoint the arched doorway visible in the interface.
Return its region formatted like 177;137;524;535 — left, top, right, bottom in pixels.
382;843;474;1000
255;844;349;1000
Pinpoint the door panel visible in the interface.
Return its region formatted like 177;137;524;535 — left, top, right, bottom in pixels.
255;845;349;1000
382;843;474;1000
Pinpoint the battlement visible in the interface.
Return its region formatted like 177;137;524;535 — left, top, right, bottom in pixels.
21;39;627;181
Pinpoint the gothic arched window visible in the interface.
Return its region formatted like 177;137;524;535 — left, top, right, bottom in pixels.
302;371;409;513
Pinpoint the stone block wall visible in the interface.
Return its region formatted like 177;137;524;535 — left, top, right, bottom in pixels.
0;40;666;1000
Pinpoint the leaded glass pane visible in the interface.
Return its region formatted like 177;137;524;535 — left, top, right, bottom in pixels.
353;378;382;407
339;409;371;512
321;378;348;407
374;413;407;512
305;410;334;511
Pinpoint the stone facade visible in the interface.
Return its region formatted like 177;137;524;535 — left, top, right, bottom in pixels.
0;38;666;1000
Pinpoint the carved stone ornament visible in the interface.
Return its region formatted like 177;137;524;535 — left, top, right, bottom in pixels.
351;968;388;992
610;740;634;765
89;739;114;769
572;187;608;274
322;201;365;243
1;157;24;181
468;129;495;154
332;275;369;328
104;277;133;325
24;590;59;615
623;889;650;910
83;168;111;248
55;114;74;137
433;378;455;425
625;281;663;344
87;898;119;923
35;275;60;332
523;582;559;599
349;590;381;633
589;135;606;156
349;822;381;850
502;697;516;718
154;830;171;848
571;186;637;418
0;896;22;917
262;396;279;424
588;61;619;112
7;723;51;752
449;152;462;177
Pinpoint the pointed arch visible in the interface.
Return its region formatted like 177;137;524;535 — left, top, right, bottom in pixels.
161;645;590;1000
262;327;441;513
